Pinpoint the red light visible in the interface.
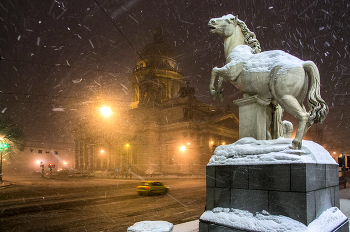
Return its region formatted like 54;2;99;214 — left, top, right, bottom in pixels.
145;187;150;189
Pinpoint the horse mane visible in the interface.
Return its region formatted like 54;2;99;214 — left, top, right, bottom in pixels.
230;16;261;54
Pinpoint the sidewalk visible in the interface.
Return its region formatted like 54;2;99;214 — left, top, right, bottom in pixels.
339;184;350;219
0;181;12;189
173;220;199;232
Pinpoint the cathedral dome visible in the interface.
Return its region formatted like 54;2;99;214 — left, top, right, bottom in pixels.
140;40;175;59
130;27;185;109
134;27;182;75
139;27;175;59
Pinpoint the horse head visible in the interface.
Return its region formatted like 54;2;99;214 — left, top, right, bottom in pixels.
208;14;238;37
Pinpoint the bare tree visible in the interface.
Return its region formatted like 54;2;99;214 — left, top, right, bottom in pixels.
0;116;26;153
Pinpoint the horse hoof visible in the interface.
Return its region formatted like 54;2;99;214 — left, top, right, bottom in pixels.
290;140;302;150
289;145;297;150
210;91;217;100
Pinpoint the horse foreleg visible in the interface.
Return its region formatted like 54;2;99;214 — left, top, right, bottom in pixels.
210;63;243;101
217;76;225;102
209;67;219;100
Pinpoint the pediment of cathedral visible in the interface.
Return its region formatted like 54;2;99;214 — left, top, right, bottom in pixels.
211;114;239;129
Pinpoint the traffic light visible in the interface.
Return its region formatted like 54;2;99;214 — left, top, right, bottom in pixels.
48;163;53;170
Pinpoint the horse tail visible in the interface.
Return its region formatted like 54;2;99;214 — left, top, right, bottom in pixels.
303;61;329;125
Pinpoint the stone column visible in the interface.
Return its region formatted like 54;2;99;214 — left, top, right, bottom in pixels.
233;95;270;140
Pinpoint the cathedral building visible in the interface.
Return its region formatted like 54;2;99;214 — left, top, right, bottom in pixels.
74;28;239;176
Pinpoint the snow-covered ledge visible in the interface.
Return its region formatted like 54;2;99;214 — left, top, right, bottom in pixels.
208;137;337;166
200;207;347;232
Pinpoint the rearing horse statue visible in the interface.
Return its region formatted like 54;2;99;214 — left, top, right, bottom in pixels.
208;14;328;149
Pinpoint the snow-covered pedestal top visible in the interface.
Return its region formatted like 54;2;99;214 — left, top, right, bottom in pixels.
208;137;337;165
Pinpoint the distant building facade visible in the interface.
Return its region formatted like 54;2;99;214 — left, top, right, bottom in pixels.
74;28;239;176
4;143;74;173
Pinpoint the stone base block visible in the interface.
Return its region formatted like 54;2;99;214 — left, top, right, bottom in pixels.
199;219;349;232
206;163;339;225
201;163;348;232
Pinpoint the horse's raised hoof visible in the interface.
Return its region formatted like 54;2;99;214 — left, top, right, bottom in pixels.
290;140;302;150
210;90;217;100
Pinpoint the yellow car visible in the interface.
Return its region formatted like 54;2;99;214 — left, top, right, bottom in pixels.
136;181;169;196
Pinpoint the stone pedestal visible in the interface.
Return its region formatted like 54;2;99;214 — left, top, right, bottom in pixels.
233;95;270;140
200;163;349;231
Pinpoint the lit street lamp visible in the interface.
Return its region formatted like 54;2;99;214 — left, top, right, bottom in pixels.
126;144;130;167
180;143;192;175
0;139;9;183
99;106;112;171
100;106;112;117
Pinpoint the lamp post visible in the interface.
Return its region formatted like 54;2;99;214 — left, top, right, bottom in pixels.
40;161;44;178
0;140;9;183
99;105;111;171
121;144;131;178
126;143;130;169
180;143;191;175
100;149;105;170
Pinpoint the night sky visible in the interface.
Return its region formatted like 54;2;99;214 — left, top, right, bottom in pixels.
0;0;349;153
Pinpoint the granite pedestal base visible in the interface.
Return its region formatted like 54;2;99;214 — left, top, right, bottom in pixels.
200;163;349;232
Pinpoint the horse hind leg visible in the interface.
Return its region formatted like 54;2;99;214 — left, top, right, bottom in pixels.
276;95;309;149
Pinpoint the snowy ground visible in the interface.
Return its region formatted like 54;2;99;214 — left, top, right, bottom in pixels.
125;184;350;232
340;199;350;219
127;220;200;232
